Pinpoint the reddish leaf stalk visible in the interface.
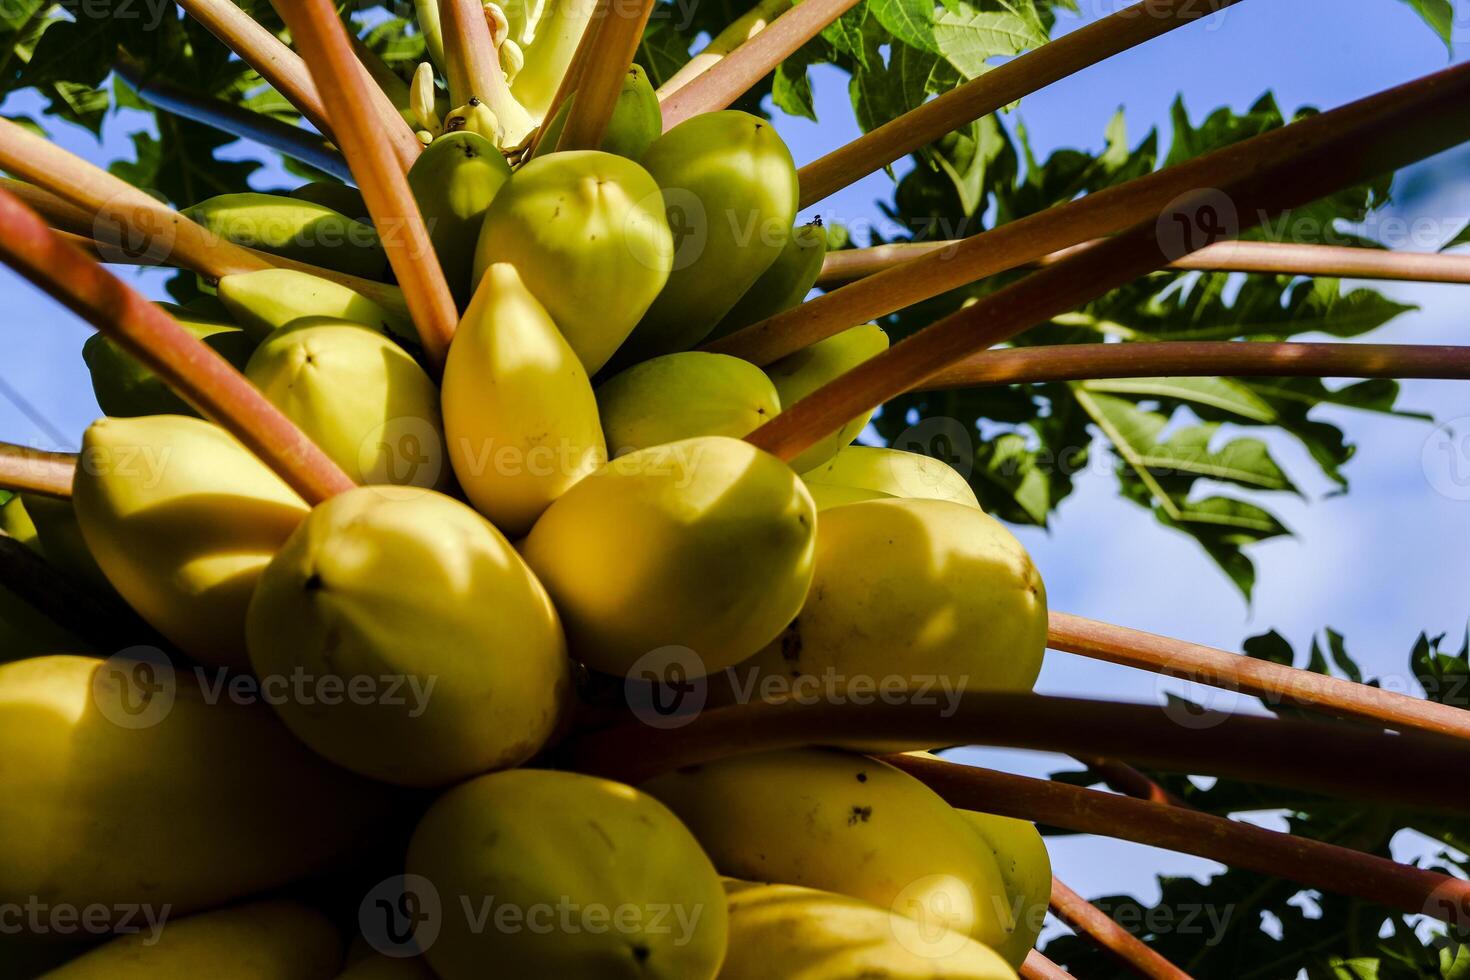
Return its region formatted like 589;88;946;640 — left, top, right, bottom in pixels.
0;444;76;499
555;0;657;150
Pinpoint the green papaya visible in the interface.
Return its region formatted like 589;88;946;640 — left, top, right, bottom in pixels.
473;150;673;374
0;495;86;659
765;323;889;472
619;111;799;361
596;351;779;456
443;263;606;536
290;181;372;224
522;436;816;677
22;493;113;593
218;268;415;342
958;809;1053;968
39;899;342;979
71;414;310;667
408;130;512;306
246;318;447;488
532;64;662;161
0;655;391;914
183;192;387;280
83;303;255;418
247;485;572;787
406;769;728;979
707;218;828;342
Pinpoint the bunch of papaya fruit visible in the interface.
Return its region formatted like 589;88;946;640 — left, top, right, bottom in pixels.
1;21;1054;978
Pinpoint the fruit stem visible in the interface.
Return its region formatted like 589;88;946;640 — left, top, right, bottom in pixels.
0;443;75;499
1049;876;1195;979
176;0;339;141
919;341;1470;391
654;0;791;100
440;0;535;145
819;238;1470;287
0;187;356;504
114;50;351;182
890;755;1470;928
281;0;460;374
1047;612;1470;741
0;118;273;282
658;0;860;131
1021;951;1077;980
739;60;1470;461
796;0;1246;209
553;0;657;151
565;693;1470;811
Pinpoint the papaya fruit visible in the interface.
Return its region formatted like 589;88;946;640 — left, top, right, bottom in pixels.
743;498;1047;702
443;99;502;144
643;748;1014;952
0;491;38;548
289;181;372;224
510;0;598;121
533;64;662;162
39;899;342;979
83;303;254;418
764;322;889;472
407;130;512;305
246;318;446;489
521;436;815;678
619;111;799;361
217;268;414;342
247;485;571;787
22;493;113;593
473;150;673;374
801;445;980;510
706;218;827;342
405;769;728;979
718;880;1017;979
71;414;310;667
0;654;390;914
595;352;779;456
183;192;387;280
0;496;86;660
442;262;606;535
958;809;1052;968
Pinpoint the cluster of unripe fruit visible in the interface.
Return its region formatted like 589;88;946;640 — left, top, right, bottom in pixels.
0;60;1053;979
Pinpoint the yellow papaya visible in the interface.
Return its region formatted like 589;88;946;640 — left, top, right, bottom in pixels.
764;322;889;472
218;268;414;342
802;445;980;509
958;810;1052;968
707;218;827;342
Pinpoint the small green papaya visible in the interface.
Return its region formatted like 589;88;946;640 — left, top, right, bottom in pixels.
246;318;447;489
619;111;800;361
473;150;673;374
183;192;387;280
533;64;662;162
217;268;415;342
83;303;254;417
596;351;779;456
706;218;827;342
289;181;371;223
765;323;889;472
408;131;512;305
247;486;572;787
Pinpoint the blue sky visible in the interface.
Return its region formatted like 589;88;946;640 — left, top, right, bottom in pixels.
1;0;1467;938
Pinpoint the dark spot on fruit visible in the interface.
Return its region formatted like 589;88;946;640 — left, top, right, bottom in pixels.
303;572;324;592
848;805;872;825
797;513;809;527
468;97;482;106
855;771;868;783
631;944;650;964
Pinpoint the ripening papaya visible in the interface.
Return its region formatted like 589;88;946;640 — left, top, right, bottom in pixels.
801;445;980;510
83;303;254;418
596;352;779;456
407;131;512;305
246;318;447;489
183;192;387;280
706;218;827;342
39;900;343;979
742;498;1047;701
618;111;800;361
247;485;572;787
958;809;1052;968
71;414;310;667
764;323;889;472
521;436;815;677
0;655;391;914
472;150;673;374
406;769;728;980
442;263;607;536
533;64;662;162
217;268;415;342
